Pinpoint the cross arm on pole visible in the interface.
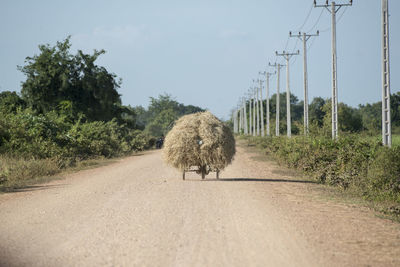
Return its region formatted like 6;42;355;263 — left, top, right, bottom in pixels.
276;50;300;61
289;31;319;41
313;1;352;13
269;62;285;68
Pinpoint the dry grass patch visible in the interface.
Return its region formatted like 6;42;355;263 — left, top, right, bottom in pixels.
0;156;61;192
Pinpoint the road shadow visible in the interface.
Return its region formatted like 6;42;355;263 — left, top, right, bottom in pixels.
189;177;317;184
1;184;66;193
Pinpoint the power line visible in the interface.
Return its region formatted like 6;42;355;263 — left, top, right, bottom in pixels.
337;6;348;23
307;8;324;32
307;35;317;51
283;35;290;51
291;37;299;53
283;3;313;63
297;3;314;32
316;6;349;33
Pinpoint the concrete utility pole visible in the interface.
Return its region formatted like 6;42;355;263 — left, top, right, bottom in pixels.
243;97;248;135
253;81;260;136
233;110;238;134
314;0;353;140
258;79;265;137
260;71;276;136
248;90;253;135
239;100;244;134
269;63;284;136
255;85;260;136
253;87;256;136
239;104;243;134
290;31;319;135
276;50;299;138
382;0;392;147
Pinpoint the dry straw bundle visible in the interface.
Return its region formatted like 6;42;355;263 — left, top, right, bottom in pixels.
163;111;235;173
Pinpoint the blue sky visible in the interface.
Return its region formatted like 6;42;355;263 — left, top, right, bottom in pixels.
0;0;399;119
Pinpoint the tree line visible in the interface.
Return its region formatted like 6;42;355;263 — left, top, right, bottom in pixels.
249;91;400;136
0;37;204;161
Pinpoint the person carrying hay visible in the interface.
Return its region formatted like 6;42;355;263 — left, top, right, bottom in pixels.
162;111;236;180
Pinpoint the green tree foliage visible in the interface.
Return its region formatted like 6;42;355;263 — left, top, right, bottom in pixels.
0;108;151;160
134;94;204;136
0;91;26;113
309;97;326;127
358;91;400;133
391;92;400;128
145;109;179;137
243;91;400;136
338;103;363;132
321;100;363;135
19;37;122;122
359;102;381;133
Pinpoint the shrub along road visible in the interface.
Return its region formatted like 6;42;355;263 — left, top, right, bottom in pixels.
0;142;399;266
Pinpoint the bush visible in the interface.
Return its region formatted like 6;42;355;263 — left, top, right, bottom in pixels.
367;146;400;202
0;109;67;158
0;109;153;160
67;119;123;158
243;134;400;205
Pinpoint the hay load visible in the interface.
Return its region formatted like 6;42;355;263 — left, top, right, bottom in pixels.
163;111;235;179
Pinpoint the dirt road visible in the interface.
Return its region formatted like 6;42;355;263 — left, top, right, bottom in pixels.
1;142;400;266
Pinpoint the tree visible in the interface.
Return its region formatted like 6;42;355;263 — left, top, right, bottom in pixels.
358;102;381;133
391;91;400;127
309;97;326;127
145;109;179;136
0;91;26;114
338;103;363;132
19;37;122;121
321;100;363;134
142;94;204;136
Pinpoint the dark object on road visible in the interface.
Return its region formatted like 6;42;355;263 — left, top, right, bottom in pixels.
156;136;164;149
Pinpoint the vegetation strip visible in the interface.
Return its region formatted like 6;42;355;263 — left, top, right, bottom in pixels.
241;135;400;220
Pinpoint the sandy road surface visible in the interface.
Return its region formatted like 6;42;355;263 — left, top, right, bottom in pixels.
1;142;400;266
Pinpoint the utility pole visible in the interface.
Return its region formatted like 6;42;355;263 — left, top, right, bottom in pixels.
239;104;243;134
233;110;238;134
256;79;265;137
253;81;260;136
260;71;276;136
290;31;319;135
248;89;253;135
255;85;260;136
253;87;256;136
314;0;352;140
260;80;265;137
239;101;243;134
243;97;248;135
276;50;299;138
269;62;284;136
382;0;391;147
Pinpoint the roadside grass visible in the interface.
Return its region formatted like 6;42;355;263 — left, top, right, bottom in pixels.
0;156;61;192
393;135;400;147
238;135;400;223
0;153;140;193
